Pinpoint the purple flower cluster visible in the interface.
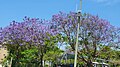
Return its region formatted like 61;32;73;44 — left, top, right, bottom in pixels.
0;12;120;48
0;17;58;46
52;12;120;47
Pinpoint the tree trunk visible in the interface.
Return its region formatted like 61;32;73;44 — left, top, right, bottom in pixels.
87;61;93;67
40;54;43;67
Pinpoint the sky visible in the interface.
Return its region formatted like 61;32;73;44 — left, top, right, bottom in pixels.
0;0;120;27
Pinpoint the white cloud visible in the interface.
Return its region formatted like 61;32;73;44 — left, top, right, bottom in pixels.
92;0;120;6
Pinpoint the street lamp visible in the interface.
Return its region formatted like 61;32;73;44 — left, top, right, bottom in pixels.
74;0;82;67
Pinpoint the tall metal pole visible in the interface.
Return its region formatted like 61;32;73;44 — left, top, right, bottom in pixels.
74;0;82;67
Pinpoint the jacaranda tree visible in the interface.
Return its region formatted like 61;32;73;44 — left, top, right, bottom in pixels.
52;12;120;66
0;12;120;67
0;17;58;67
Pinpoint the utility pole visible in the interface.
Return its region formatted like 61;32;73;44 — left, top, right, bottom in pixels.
74;0;82;67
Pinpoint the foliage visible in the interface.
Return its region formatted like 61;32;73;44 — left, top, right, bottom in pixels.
52;12;120;66
0;17;58;67
0;11;120;67
20;47;38;63
43;46;63;64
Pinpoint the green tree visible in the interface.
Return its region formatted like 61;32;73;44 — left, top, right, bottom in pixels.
43;46;63;66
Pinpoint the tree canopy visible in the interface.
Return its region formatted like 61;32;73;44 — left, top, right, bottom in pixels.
0;12;120;67
52;12;120;66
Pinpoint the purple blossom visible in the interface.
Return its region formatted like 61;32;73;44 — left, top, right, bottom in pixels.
0;17;58;46
52;12;120;47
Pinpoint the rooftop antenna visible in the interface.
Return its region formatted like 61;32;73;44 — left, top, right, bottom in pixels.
74;0;82;67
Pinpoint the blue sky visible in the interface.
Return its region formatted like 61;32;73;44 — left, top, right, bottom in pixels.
0;0;120;27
